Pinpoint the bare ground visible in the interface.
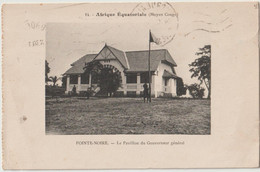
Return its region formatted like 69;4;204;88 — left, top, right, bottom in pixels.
45;97;210;135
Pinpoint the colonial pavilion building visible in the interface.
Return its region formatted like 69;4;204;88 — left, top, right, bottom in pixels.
64;44;180;97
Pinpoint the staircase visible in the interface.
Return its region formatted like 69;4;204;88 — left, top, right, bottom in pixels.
91;85;101;96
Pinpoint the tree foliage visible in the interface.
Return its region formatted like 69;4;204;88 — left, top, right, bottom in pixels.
189;45;211;99
49;76;60;86
84;60;103;76
61;76;67;88
83;61;121;96
83;60;103;86
99;68;122;96
186;83;205;99
176;77;186;96
45;60;51;84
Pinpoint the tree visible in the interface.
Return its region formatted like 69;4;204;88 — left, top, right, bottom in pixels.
189;45;211;99
83;61;121;96
45;60;51;84
61;76;67;88
176;77;186;96
99;68;122;96
83;60;103;88
186;83;205;99
49;76;60;87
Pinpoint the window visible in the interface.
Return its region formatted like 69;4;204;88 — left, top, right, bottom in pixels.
126;74;137;83
140;72;152;83
70;75;78;84
81;74;89;84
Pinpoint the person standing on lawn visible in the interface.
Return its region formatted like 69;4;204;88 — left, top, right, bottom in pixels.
72;85;76;96
86;87;92;99
143;82;149;103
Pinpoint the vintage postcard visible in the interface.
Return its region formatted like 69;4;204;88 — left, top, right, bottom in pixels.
2;2;259;169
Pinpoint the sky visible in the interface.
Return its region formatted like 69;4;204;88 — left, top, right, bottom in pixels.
46;2;233;91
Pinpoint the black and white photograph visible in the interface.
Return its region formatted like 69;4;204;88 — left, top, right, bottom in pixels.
45;8;212;135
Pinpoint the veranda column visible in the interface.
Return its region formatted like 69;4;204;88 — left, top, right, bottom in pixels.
88;73;92;87
122;74;127;96
77;75;81;93
152;75;157;98
136;73;141;95
172;79;177;96
66;75;70;94
169;78;173;97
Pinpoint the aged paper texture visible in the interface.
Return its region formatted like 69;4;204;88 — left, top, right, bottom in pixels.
2;2;259;169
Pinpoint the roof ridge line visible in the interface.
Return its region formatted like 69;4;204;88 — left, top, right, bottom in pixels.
106;45;127;69
84;53;98;55
125;49;167;53
107;45;124;53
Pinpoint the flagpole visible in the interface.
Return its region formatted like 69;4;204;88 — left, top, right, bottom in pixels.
148;29;151;102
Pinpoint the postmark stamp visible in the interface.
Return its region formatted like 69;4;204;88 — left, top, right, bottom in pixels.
131;2;179;46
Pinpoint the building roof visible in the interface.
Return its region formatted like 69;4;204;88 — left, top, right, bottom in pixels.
162;70;178;79
125;49;176;72
107;46;129;69
64;54;96;74
64;45;177;75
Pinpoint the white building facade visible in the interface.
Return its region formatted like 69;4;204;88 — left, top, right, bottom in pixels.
64;45;180;98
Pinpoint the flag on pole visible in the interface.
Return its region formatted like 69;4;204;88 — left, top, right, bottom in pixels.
149;31;160;45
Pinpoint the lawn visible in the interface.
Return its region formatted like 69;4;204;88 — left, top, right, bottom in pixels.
45;97;210;135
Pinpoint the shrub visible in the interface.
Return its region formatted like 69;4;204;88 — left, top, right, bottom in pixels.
186;83;205;99
45;85;66;97
176;77;186;96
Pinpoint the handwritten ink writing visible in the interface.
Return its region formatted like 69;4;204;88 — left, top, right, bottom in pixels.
28;40;44;47
24;20;46;31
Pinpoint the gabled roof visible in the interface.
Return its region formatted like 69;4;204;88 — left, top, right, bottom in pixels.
162;70;178;79
106;46;129;69
64;45;177;75
64;54;96;74
125;49;176;72
165;50;177;66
